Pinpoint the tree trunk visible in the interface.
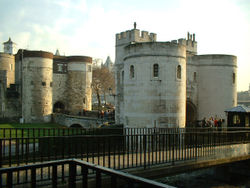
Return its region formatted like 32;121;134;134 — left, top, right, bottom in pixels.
103;91;107;105
96;89;101;112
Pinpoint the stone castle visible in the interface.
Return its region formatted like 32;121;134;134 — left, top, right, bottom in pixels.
0;38;92;123
115;24;237;128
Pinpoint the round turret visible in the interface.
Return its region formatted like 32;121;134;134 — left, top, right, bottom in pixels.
67;56;92;114
123;42;186;128
21;50;53;122
193;55;237;121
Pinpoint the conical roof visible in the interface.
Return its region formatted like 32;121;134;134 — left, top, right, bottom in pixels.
55;49;60;56
105;56;113;66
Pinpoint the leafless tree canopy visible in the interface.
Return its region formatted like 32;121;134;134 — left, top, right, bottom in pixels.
92;66;115;109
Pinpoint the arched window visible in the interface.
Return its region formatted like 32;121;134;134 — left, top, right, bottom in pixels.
177;65;181;79
130;65;134;78
153;64;159;77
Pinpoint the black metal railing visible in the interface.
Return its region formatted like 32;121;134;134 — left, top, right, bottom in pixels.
1;129;250;169
1;127;249;139
0;127;125;139
0;158;172;188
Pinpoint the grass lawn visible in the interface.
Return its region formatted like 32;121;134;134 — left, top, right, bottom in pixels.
0;123;65;129
0;123;81;139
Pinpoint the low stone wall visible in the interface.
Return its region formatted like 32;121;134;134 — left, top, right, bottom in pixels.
52;113;105;128
215;143;250;159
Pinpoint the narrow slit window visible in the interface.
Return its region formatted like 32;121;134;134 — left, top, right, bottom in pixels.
130;65;134;78
153;64;159;77
177;65;181;79
193;72;197;82
233;73;236;84
122;71;124;83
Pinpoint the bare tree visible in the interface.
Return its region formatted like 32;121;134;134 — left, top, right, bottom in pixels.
92;66;115;110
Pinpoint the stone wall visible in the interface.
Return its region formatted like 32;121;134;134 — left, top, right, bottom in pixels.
52;113;101;128
53;73;68;109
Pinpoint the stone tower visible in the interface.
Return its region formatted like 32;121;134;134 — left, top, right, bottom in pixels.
115;25;187;128
67;56;92;114
0;53;15;87
115;24;157;125
18;50;53;123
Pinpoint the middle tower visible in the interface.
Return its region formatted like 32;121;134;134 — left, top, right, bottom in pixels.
115;26;186;128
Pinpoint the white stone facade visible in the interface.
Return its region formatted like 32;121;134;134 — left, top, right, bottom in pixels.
115;27;237;128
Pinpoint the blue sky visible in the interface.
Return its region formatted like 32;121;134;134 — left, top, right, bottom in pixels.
0;0;250;91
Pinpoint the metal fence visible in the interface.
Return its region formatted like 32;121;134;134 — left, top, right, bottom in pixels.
0;159;173;188
1;127;249;139
1;129;250;169
0;127;124;139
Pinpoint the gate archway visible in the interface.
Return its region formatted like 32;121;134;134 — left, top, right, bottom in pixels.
186;101;197;127
53;101;65;113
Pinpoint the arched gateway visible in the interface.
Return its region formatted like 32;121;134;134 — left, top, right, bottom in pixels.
186;101;197;127
53;101;65;113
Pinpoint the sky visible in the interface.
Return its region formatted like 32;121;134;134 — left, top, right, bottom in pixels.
0;0;250;91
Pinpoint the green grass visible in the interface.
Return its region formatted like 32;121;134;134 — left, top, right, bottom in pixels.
0;123;66;129
0;123;75;139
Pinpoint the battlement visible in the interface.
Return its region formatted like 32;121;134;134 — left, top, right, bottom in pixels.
116;29;157;46
169;32;197;55
116;26;196;55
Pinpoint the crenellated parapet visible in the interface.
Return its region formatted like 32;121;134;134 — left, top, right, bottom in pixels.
116;29;157;46
177;32;197;55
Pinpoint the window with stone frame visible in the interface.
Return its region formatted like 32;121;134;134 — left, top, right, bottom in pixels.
177;65;181;79
130;65;134;79
153;64;159;77
42;82;46;86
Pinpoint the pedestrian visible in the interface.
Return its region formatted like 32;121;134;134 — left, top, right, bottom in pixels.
214;118;218;128
210;117;214;127
101;110;104;119
202;117;206;127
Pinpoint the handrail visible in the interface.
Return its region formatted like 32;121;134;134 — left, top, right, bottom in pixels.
0;158;173;188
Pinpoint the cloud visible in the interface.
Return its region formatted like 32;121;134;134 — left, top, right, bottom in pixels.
53;0;87;13
1;0;250;90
